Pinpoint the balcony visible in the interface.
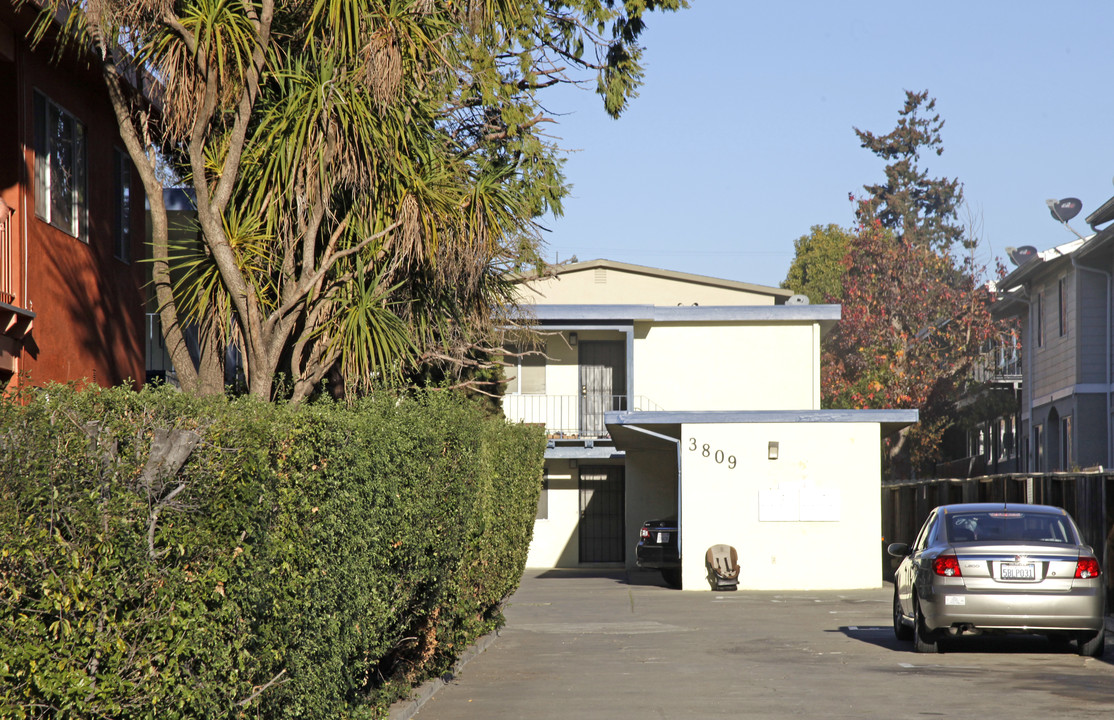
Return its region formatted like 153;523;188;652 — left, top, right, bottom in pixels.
973;337;1022;385
502;394;663;439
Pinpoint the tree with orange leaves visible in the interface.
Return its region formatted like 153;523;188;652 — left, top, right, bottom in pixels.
822;211;1001;477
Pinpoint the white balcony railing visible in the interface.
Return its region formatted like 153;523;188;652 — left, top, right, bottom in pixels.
973;336;1022;384
502;394;663;439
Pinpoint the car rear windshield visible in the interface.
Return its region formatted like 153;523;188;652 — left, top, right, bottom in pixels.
945;511;1077;544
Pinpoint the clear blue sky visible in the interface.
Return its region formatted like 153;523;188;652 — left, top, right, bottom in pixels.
541;1;1114;289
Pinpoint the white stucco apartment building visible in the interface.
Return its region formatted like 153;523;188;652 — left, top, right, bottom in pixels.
504;259;916;591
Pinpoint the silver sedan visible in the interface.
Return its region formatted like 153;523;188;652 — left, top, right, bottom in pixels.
887;503;1106;656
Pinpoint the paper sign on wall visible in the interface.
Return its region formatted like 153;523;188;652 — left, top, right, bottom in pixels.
799;488;841;521
758;487;798;522
758;485;840;522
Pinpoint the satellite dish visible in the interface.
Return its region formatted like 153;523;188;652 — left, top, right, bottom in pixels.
1006;246;1038;266
1048;197;1082;223
787;294;810;305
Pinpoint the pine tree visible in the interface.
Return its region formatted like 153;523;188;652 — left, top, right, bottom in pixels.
854;90;966;252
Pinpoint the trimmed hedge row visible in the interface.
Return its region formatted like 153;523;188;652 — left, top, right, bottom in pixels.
0;385;544;719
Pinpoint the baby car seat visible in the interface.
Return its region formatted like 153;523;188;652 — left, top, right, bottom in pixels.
705;544;740;590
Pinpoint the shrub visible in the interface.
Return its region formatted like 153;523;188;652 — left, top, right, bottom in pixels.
0;385;543;719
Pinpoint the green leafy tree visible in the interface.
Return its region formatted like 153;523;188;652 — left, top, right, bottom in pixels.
781;224;854;304
31;0;685;402
822;207;1000;477
854;90;966;252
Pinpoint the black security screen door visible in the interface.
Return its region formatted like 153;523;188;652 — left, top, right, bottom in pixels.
578;466;625;563
578;340;626;437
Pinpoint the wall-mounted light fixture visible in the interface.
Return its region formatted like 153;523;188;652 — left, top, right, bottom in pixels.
569;459;578;469
768;441;779;460
569;332;578;346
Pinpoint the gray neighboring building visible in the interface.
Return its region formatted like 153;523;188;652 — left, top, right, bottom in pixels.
995;195;1114;472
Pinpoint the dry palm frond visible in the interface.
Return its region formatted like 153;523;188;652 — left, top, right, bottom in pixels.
397;193;425;266
363;26;402;108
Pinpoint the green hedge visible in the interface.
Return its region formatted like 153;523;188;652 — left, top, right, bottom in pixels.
0;385;544;719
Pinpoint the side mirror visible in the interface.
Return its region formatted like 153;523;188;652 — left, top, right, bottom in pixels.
886;542;910;558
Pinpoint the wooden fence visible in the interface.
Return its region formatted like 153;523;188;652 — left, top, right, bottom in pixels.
880;472;1114;608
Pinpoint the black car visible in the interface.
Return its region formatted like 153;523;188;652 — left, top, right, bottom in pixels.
637;517;680;588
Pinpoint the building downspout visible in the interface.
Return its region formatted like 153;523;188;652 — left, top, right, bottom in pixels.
1012;286;1033;473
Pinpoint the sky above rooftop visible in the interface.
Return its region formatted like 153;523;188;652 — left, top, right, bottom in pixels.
539;1;1114;290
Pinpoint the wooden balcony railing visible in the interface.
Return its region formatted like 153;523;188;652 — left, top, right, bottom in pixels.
0;212;14;306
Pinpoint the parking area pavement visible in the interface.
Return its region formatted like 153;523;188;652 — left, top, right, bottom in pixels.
396;568;1114;720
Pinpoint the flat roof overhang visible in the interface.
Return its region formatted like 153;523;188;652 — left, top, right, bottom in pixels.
605;409;919;452
515;304;842;338
544;444;625;460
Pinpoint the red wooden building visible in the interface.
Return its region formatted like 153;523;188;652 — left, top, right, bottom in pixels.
0;3;146;392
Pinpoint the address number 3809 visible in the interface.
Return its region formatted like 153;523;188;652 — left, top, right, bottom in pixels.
687;438;737;469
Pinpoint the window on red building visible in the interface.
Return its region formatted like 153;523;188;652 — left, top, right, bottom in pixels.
33;91;88;241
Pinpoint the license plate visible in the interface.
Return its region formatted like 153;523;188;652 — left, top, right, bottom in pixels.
1000;562;1036;580
656;532;670;544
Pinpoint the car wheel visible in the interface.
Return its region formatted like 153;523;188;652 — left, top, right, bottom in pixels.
913;594;940;654
1077;630;1106;658
661;568;682;589
893;586;913;641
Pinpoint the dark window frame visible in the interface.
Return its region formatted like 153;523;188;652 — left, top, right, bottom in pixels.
113;148;132;262
33;90;88;242
1035;292;1044;348
1058;277;1068;337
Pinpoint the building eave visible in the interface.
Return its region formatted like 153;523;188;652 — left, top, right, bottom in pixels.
514;303;841;336
999;237;1088;289
1085;194;1114;231
605;409;918;450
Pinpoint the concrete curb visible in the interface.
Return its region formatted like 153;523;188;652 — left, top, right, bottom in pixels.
386;628;502;720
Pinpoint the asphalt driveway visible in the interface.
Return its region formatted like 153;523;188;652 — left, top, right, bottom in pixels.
397;568;1114;720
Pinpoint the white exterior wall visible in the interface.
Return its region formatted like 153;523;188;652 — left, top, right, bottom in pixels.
503;330;621;430
518;265;782;306
678;422;882;591
624;447;679;561
526;460;582;567
527;449;676;569
511;260;854;579
634;323;820;411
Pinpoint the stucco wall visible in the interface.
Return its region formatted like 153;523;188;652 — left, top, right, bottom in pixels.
624;447;679;568
634;323;820;411
519;265;781;306
526;449;678;570
678;422;882;591
526;459;582;567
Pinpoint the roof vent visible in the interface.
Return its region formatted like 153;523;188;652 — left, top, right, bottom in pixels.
787;294;810;305
594;268;607;284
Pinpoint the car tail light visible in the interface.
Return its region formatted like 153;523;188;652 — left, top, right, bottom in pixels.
1075;557;1101;579
640;527;651;540
933;554;962;577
